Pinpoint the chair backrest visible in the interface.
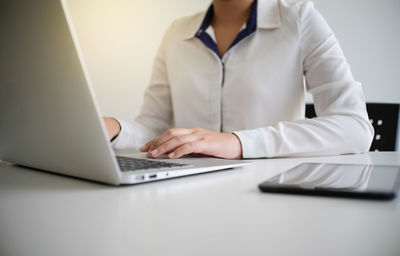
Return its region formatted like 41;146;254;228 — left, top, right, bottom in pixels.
305;103;400;151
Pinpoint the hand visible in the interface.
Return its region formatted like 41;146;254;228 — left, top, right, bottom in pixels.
140;128;242;159
103;117;121;141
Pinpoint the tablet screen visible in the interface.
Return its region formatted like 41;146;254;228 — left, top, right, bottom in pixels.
259;163;400;199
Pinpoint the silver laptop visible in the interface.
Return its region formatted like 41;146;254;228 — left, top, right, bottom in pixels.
0;0;249;185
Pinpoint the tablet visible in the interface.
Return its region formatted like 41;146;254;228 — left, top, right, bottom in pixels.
259;163;400;200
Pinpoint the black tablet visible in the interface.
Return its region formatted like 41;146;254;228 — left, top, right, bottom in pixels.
259;163;400;200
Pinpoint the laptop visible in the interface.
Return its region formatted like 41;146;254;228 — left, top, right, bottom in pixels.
0;0;249;185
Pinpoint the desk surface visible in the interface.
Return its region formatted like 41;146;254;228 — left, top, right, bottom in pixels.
1;152;400;256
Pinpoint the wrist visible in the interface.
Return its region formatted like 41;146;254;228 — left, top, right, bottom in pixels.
104;117;121;141
110;118;121;141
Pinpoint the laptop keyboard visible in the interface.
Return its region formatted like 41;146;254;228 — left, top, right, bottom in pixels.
116;156;190;172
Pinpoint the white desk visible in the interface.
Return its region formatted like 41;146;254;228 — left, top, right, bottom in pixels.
1;152;399;256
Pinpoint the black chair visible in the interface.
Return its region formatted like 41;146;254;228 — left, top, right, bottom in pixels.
305;103;400;151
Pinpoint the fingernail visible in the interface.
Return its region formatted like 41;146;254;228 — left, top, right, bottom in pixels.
168;152;175;158
150;149;158;156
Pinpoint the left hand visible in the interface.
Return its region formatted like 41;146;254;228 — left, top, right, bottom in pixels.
139;128;242;159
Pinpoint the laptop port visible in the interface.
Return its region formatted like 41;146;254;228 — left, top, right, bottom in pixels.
149;174;157;179
135;175;144;180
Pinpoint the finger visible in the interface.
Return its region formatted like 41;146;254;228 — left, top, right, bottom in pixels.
140;128;192;152
169;141;206;159
148;133;198;158
140;138;159;152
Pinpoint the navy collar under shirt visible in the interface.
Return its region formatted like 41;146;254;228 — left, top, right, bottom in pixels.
195;0;258;59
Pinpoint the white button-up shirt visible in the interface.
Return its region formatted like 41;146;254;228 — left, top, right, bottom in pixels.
113;0;374;158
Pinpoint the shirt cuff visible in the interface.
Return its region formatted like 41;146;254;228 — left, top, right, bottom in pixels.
233;128;270;158
111;119;135;150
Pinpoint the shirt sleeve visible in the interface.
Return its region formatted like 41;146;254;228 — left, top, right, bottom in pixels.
234;1;374;158
112;23;175;150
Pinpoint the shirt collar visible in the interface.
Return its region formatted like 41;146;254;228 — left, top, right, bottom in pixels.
182;0;281;40
257;0;281;29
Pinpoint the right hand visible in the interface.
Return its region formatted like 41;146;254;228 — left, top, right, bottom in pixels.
103;117;121;141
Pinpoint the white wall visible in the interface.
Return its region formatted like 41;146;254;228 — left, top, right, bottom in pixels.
67;0;400;149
